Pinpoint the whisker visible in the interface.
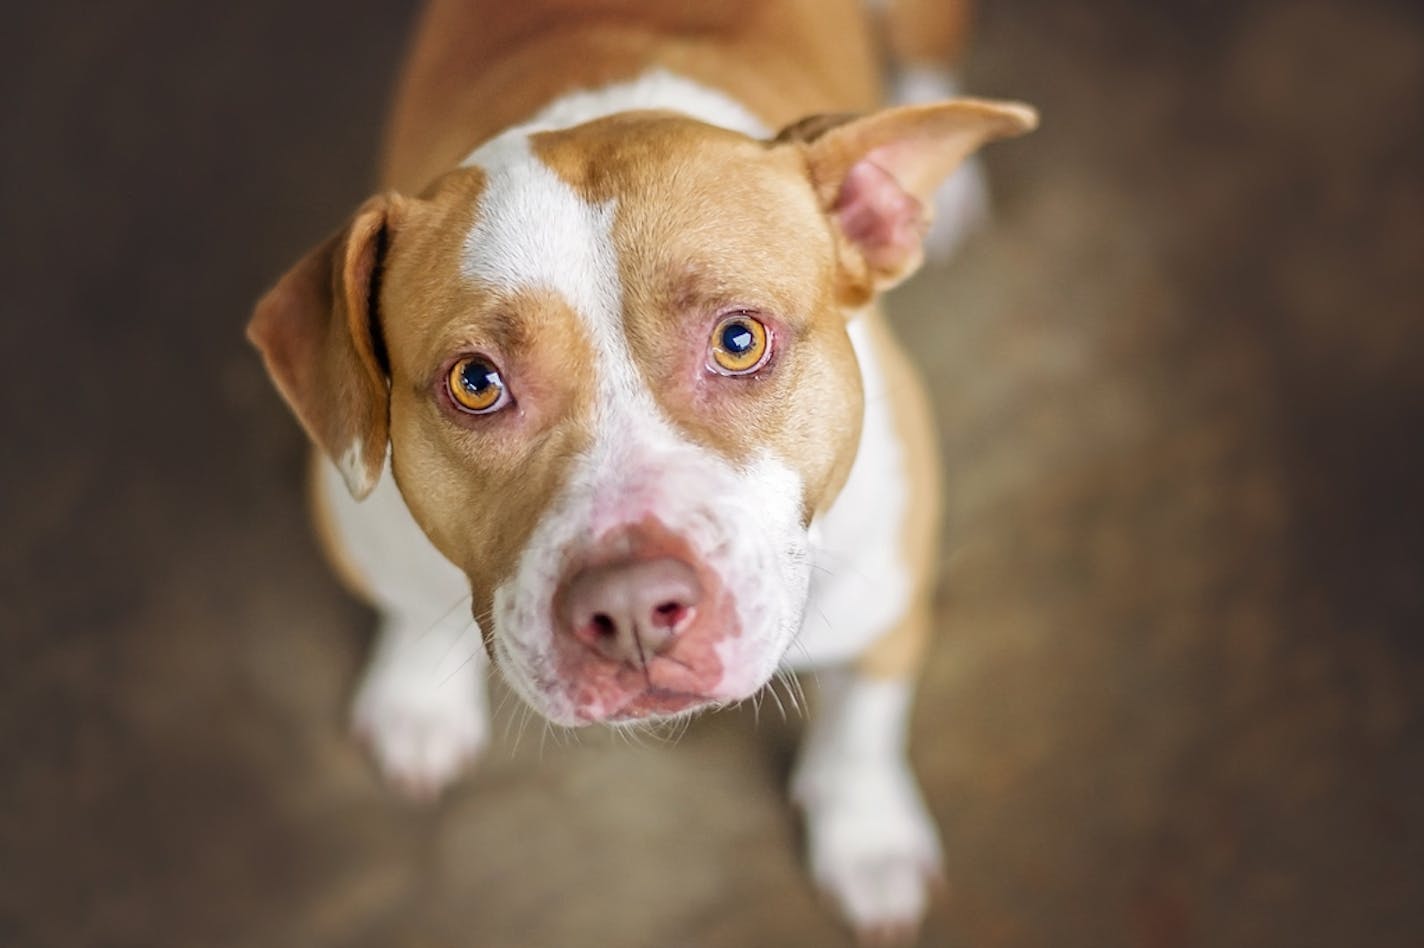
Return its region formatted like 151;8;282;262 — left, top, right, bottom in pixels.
435;603;495;687
621;720;652;750
403;593;474;654
775;671;796;717
438;631;485;687
435;624;471;671
510;703;535;758
767;681;788;722
805;546;874;587
494;687;517;744
778;671;804;719
791;670;811;713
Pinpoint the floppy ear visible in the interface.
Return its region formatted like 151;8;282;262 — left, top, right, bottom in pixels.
777;98;1037;295
247;194;403;499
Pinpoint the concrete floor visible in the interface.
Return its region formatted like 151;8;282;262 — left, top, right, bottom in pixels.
2;1;1421;946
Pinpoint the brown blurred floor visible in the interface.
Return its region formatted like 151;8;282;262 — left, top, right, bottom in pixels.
2;2;1421;946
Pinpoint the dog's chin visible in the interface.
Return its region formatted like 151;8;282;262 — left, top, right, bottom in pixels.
530;679;745;728
601;688;721;724
508;686;716;728
495;639;782;729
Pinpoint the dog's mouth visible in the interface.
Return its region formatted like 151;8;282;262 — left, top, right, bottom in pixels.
598;686;718;723
493;623;755;726
556;644;739;724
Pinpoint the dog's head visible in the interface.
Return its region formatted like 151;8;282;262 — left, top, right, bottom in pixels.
249;100;1034;725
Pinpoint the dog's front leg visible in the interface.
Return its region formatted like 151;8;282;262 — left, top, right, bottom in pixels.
351;606;490;800
793;610;943;944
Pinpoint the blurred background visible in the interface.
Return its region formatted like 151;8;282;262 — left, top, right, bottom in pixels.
2;1;1421;945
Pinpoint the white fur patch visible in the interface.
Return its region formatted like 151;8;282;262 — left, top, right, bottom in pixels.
793;672;943;936
788;318;912;668
319;456;470;614
351;607;489;799
462;68;768;151
461;139;620;328
337;439;374;498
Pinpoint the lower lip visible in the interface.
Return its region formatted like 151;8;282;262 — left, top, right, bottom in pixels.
605;689;711;721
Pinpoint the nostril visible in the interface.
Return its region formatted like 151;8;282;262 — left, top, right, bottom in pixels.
652;601;690;630
590;613;617;638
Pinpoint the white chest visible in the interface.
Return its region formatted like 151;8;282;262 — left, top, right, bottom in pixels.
785;319;913;670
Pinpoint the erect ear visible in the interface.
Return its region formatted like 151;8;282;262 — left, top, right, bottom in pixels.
247;194;403;499
777;98;1037;295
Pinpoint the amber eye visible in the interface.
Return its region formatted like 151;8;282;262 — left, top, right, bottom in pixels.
447;356;509;414
709;313;770;375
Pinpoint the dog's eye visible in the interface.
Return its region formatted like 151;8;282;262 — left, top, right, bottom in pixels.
447;356;509;414
709;313;770;375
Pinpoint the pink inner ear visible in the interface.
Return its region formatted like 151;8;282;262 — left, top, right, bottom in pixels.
832;157;927;274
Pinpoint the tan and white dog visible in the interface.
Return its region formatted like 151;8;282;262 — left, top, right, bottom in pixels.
248;0;1034;940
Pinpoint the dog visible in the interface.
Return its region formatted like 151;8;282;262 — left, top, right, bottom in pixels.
248;0;1035;940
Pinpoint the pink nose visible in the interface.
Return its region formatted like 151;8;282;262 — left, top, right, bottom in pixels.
559;556;702;666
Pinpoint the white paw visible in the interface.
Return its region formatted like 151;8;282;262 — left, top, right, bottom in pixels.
795;764;944;945
351;621;488;800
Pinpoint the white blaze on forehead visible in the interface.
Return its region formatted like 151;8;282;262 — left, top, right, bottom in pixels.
461;126;657;417
461;134;620;340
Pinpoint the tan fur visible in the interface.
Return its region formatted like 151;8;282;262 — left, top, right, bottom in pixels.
249;196;400;497
880;0;974;67
788;100;1036;293
382;0;881;193
801;101;1038;210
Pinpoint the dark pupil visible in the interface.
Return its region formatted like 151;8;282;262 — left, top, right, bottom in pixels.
721;322;755;355
460;361;499;394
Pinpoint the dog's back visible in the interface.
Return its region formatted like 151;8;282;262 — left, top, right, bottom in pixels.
382;0;970;193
